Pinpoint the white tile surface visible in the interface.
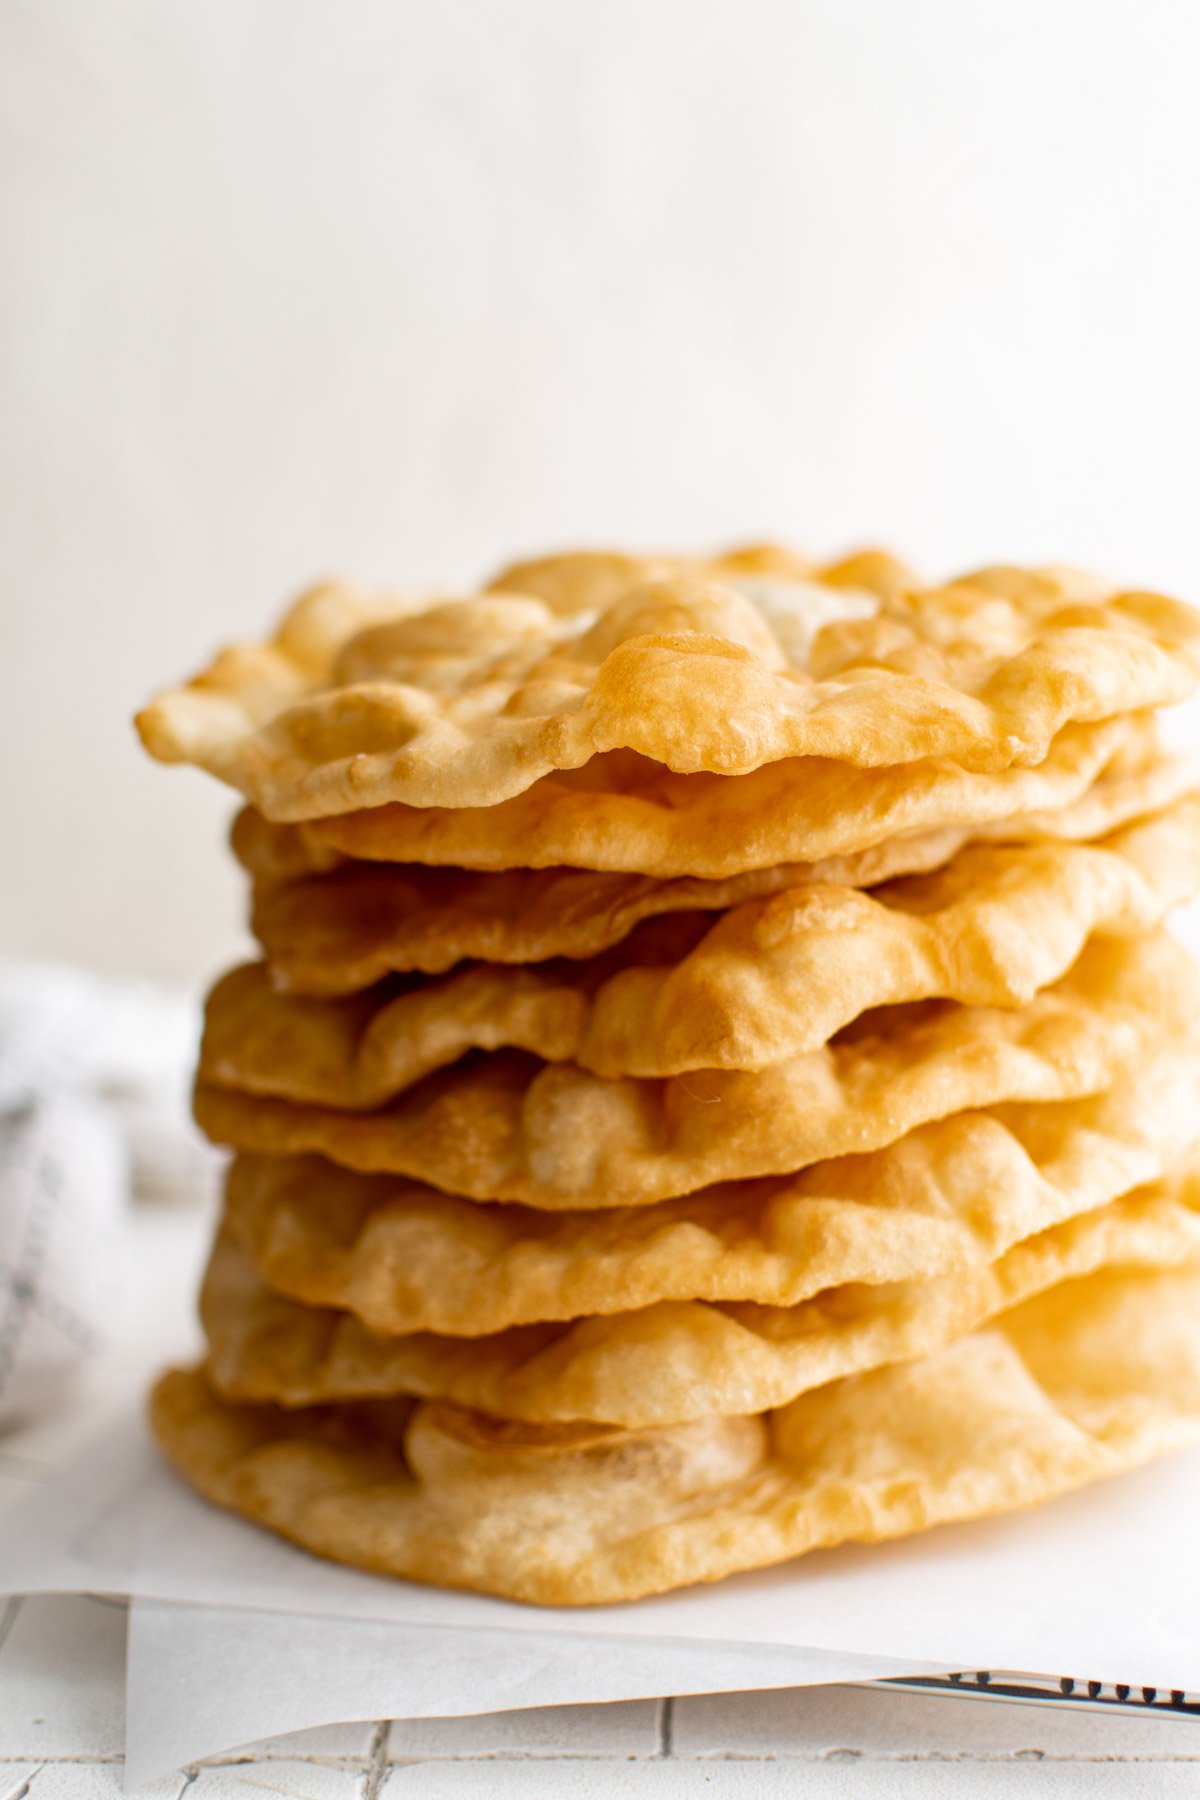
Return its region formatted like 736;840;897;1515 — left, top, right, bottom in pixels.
387;1700;661;1760
188;1765;366;1798
377;1765;1200;1796
18;1768;183;1798
671;1682;1200;1761
235;1721;379;1762
5;1604;1200;1797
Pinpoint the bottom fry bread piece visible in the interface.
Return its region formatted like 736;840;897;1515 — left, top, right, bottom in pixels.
154;1261;1200;1605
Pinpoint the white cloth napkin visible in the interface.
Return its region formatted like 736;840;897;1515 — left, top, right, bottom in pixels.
0;959;213;1430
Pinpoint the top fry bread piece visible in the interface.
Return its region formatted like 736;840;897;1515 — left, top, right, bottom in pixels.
136;547;1200;820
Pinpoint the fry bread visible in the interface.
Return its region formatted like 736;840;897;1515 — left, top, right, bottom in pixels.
218;1051;1200;1334
136;549;1200;820
194;931;1200;1208
230;714;1162;880
202;799;1200;1093
202;1164;1200;1426
249;753;1200;990
153;1261;1200;1603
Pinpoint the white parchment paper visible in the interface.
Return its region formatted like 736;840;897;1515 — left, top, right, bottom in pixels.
4;1405;1200;1777
126;1599;931;1782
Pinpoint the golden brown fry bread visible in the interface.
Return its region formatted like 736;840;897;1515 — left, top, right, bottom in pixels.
153;1261;1200;1604
135;545;1200;819
232;716;1170;880
249;753;1200;991
218;1052;1200;1334
193;931;1200;1208
230;712;1169;891
248;831;975;990
201;1163;1200;1424
203;799;1200;1093
484;544;914;612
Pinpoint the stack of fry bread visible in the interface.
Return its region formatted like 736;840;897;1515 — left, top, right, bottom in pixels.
135;544;1200;1604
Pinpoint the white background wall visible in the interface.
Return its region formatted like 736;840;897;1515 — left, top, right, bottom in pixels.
4;0;1200;981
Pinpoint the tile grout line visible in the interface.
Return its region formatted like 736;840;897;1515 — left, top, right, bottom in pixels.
360;1720;391;1798
7;1748;1200;1777
0;1755;382;1769
0;1757;124;1767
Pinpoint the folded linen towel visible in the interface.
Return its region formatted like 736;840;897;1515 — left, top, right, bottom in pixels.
0;959;215;1428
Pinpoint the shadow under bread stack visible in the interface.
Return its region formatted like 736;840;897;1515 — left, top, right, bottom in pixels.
136;545;1200;1605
